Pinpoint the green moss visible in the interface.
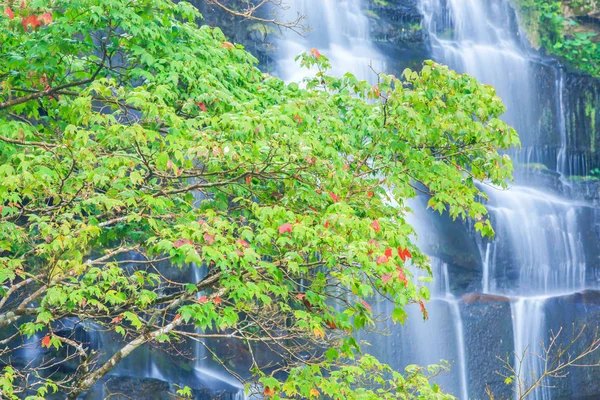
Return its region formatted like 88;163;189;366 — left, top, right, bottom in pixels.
363;9;380;19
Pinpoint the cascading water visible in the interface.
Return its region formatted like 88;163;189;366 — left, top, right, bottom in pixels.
419;0;599;398
275;0;385;82
271;0;600;398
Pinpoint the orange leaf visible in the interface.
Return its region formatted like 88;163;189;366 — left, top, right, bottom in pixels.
278;223;292;234
39;12;52;25
214;296;222;305
324;220;330;229
397;267;408;286
174;313;181;321
310;388;320;397
221;41;234;49
371;219;381;232
111;315;123;324
296;293;306;300
313;327;325;339
245;174;251;186
41;335;51;348
384;247;393;258
263;387;275;397
310;48;321;59
4;7;14;19
367;191;374;197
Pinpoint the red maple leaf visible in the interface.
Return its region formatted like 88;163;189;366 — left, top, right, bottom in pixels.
397;267;408;286
367;191;374;197
4;7;14;19
278;223;292;234
382;273;392;284
39;12;52;25
384;247;393;258
398;247;412;262
376;255;388;265
293;115;303;124
198;295;209;304
310;48;321;59
203;232;215;245
360;299;372;312
245;174;251;186
214;296;222;305
324;220;330;229
371;219;381;232
111;315;123;324
328;192;341;203
420;300;429;320
174;313;181;321
22;14;41;30
195;101;207;112
296;293;306;300
173;238;193;248
236;239;249;248
41;335;51;348
264;387;276;397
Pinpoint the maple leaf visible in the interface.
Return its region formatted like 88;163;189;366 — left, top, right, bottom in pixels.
367;191;374;197
4;7;14;19
173;238;193;248
313;327;325;339
41;335;51;348
324;220;330;229
278;223;292;234
166;159;174;169
382;273;392;284
310;388;320;397
296;293;306;300
360;299;372;312
221;41;234;49
39;12;52;25
419;300;429;320
174;313;181;321
263;387;275;397
376;255;388;265
384;247;393;258
371;219;381;232
214;296;222;305
310;48;321;59
111;315;123;324
398;247;412;262
367;239;380;248
245;174;251;186
397;267;408;286
196;101;207;112
22;14;41;30
198;295;209;304
236;239;249;248
325;320;337;329
328;191;340;203
203;232;215;245
293;115;303;124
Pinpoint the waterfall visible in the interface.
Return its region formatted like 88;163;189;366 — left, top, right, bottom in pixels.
275;0;384;82
419;0;596;398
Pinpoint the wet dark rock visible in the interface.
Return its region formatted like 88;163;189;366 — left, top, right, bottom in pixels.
460;295;514;400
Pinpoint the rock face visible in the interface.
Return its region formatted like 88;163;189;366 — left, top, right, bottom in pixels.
460;294;513;400
363;0;430;70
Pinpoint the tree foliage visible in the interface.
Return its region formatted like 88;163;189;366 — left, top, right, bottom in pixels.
0;0;518;398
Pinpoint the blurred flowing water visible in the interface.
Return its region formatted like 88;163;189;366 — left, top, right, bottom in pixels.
275;0;600;399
